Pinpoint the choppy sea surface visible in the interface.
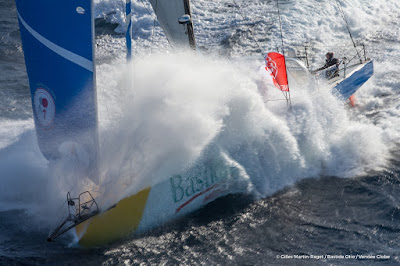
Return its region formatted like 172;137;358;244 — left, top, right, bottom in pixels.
1;0;400;265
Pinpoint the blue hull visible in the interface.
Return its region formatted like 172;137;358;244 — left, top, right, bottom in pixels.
333;60;374;100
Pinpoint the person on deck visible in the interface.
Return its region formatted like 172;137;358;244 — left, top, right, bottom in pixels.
313;52;340;78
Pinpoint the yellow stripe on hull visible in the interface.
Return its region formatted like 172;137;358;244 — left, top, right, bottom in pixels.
76;188;151;247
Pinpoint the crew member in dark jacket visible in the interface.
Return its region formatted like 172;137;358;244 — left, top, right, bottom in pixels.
313;52;340;77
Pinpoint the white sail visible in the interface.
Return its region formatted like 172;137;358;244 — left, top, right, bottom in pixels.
148;0;196;50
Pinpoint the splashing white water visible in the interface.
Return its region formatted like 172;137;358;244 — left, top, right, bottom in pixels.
94;52;389;204
0;0;398;229
0;51;389;219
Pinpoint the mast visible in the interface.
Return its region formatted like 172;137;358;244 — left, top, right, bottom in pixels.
182;0;196;50
276;0;285;56
275;1;291;107
148;0;196;50
335;0;362;63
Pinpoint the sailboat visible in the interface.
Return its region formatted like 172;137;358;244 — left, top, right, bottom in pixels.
15;0;240;246
262;0;374;106
15;0;373;246
311;47;373;106
268;45;374;107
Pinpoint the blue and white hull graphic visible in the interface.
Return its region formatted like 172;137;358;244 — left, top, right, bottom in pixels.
333;60;374;100
15;0;99;181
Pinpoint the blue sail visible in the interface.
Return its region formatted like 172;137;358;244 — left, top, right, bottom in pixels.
15;0;99;182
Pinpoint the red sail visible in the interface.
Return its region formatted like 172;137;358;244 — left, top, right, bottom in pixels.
265;52;289;91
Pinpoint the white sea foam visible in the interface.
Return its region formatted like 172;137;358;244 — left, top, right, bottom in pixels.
0;0;398;223
95;52;389;202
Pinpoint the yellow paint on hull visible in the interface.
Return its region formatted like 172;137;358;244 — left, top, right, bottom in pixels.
76;188;151;246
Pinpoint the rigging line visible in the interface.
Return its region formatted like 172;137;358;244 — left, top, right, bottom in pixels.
280;88;291;108
275;90;291;107
99;2;125;129
276;0;285;55
345;49;363;65
120;0;127;24
280;89;288;100
138;0;158;41
312;74;321;92
275;0;291;108
139;0;154;16
335;0;362;63
303;44;363;48
232;0;264;55
120;0;126;14
265;98;292;102
149;0;158;53
152;0;158;51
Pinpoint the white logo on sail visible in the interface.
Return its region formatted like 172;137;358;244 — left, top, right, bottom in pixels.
265;56;278;78
34;88;55;127
76;7;86;15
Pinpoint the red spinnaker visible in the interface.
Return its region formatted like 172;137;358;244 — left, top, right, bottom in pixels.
265;52;289;92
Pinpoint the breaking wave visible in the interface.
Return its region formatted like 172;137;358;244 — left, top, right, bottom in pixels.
0;51;390;229
96;52;389;205
0;0;398;233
